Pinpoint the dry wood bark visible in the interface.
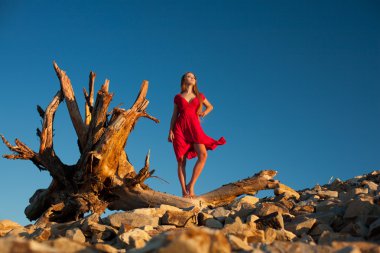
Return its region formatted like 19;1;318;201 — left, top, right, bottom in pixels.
2;62;283;223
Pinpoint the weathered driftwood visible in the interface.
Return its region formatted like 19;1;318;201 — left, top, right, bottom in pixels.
2;62;281;223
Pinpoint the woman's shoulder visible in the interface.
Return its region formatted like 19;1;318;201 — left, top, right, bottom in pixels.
173;93;181;104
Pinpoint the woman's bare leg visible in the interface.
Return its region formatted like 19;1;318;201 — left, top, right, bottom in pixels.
187;144;207;197
177;157;188;197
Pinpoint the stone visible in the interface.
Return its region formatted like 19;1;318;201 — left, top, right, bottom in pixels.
245;229;266;244
285;216;317;236
263;241;333;253
344;199;374;219
292;205;315;214
299;189;318;201
339;187;370;202
340;221;369;238
368;217;380;238
65;228;86;243
211;207;230;222
308;211;336;225
273;229;297;241
228;204;255;221
200;206;213;214
141;225;154;231
161;210;197;227
227;234;252;251
331;215;346;232
274;194;295;210
274;183;300;200
339;192;352;203
155;225;177;233
329;178;346;192
94;243;119;253
0;220;23;237
331;241;380;253
264;227;277;244
4;226;32;238
118;223;134;234
346;177;361;186
28;227;51;242
204;218;223;229
352;221;369;238
351;187;369;195
370;203;380;216
222;216;244;234
105;211;160;228
361;180;378;192
229;195;259;209
82;221;117;242
43;237;97;252
296;234;315;245
318;231;362;245
224;216;235;225
0;237;56;253
309;223;334;236
118;228;151;249
255;211;284;230
197;212;213;226
316;199;341;213
255;202;289;217
317;190;338;199
246;214;259;228
136;227;231;253
222;217;265;243
49;220;82;239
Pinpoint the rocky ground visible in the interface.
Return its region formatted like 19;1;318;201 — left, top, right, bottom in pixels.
1;170;380;253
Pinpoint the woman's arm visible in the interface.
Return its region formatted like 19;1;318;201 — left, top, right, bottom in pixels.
168;104;179;142
199;98;213;118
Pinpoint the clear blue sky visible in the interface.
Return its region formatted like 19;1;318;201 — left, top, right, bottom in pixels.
1;1;379;225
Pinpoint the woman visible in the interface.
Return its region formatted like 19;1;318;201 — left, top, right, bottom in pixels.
168;72;226;198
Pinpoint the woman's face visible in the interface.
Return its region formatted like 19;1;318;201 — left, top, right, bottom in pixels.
184;73;196;86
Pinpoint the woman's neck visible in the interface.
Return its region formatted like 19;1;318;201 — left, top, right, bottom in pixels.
184;86;194;94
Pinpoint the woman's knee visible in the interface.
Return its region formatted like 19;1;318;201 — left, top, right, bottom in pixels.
177;156;186;165
198;150;208;161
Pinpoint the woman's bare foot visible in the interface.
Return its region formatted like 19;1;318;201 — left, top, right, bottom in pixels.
186;184;196;198
182;188;190;198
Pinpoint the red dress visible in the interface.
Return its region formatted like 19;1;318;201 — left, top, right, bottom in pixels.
172;93;226;161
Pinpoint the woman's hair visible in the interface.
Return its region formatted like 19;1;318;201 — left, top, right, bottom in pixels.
181;72;203;114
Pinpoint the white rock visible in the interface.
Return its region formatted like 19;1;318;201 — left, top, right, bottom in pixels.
317;190;338;199
229;196;259;209
227;234;252;251
65;228;86;243
0;220;23;237
211;207;230;222
119;228;151;249
0;237;56;253
285;216;317;236
106;212;160;228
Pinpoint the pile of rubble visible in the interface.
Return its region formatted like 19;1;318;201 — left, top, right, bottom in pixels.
1;170;380;253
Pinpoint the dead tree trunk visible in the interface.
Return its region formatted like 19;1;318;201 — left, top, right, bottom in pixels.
2;62;283;224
